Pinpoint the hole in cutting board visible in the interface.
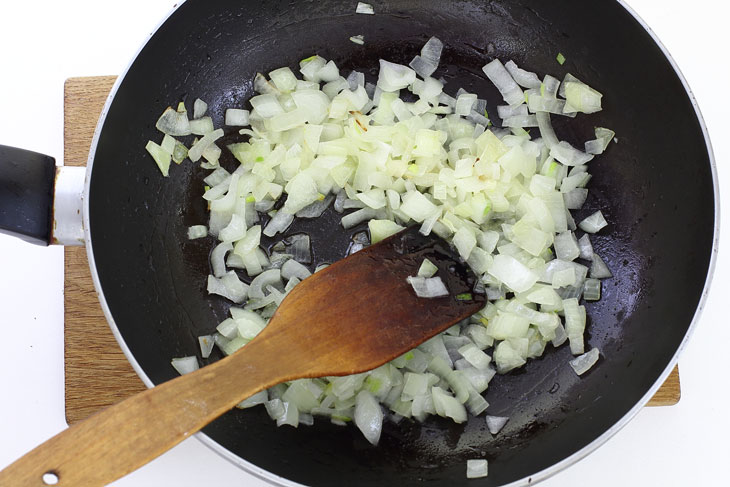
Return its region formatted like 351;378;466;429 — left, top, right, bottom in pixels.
42;471;59;485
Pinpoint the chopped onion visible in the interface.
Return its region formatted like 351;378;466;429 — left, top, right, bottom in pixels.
171;356;199;375
190;116;214;135
145;141;171;177
485;415;509;435
368;219;404;243
418;258;438;278
281;259;311;281
504;60;541;89
482;59;524;106
536;112;559;149
155;39;618;450
155;106;191;136
248;269;283;300
569;348;600;375
550;141;594;166
198;335;215;358
378;60;416;92
193;98;208;119
578;234;594;260
225;109;250;126
211;242;233;277
407;276;449;298
207;272;249;303
355;2;374;14
354;391;383;445
583;278;601;301
488;254;539;293
579;210;608;233
263;210;294;237
554;231;580;261
466;459;489;479
590;254;613;279
187;225;207;240
349;35;365;45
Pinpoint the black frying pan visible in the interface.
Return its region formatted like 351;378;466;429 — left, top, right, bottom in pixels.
0;0;716;485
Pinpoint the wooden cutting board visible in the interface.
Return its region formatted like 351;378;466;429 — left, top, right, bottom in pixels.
63;76;681;425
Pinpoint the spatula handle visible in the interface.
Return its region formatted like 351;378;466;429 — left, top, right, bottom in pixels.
0;337;284;487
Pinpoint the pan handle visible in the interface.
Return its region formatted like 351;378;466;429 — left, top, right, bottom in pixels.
0;145;85;246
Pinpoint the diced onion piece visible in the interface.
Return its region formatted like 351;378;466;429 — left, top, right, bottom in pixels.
564;81;603;114
378;60;416;92
482;59;524;106
400;191;439;222
407;276;449;298
488;254;539;293
237;390;268;409
485;415;509;435
563;298;586;355
190;116;214;135
563;188;588;210
550;141;594;166
504;60;541;89
432;386;467;423
354;391;383;445
248;269;283;300
341;207;379;229
466;459;489;479
264;210;295;237
453;227;476;261
418;258;438;278
155;106;191;136
583;278;601;301
188;128;224;162
420;37;443;66
590;254;613;279
171;356;199;375
578;234;594;260
554;231;580;261
193;98;208;119
368;219;404;243
579;210;608;233
498;104;528;119
296;194;333;219
281;259;311;281
187;225;207;239
356;2;374;14
145;141;171;177
284;172;321;214
409;55;437;79
455;93;477;116
502;114;538;128
250;94;285;118
569;348;600;375
349;35;365;45
536;112;559;148
211;242;233;277
207;272;249;303
225;109;250;126
585;127;616;154
458;344;491;370
198;335;215;358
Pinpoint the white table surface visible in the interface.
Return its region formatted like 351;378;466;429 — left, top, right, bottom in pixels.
0;1;727;485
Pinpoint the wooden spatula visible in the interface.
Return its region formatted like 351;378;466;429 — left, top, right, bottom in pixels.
0;226;485;486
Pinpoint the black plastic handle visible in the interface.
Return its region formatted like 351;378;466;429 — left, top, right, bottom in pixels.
0;145;56;245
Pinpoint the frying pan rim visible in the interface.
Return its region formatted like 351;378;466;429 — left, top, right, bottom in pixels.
80;0;720;485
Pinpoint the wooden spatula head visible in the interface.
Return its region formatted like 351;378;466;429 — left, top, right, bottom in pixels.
255;225;487;381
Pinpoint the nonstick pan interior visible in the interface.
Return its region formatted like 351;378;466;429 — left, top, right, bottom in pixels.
87;1;715;485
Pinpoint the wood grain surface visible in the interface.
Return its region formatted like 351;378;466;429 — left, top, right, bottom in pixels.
63;76;681;426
